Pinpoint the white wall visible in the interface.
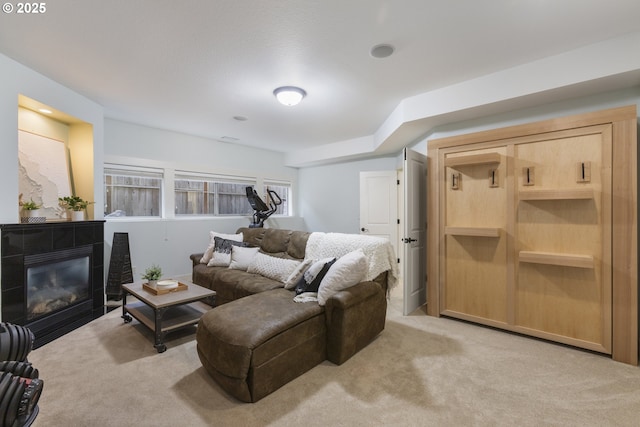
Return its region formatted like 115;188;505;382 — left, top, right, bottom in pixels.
298;156;399;233
103;119;304;278
0;53;104;224
105;119;297;180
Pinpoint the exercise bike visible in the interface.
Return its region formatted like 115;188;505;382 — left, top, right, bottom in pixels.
245;186;282;228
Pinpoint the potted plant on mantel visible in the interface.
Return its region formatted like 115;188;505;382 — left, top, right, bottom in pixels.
18;194;45;223
58;196;93;221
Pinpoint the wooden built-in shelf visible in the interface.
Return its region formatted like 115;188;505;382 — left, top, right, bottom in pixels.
518;251;594;269
519;188;594;201
445;226;502;237
445;153;501;167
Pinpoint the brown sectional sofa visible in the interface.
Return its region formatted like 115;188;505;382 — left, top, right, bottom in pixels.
191;227;390;402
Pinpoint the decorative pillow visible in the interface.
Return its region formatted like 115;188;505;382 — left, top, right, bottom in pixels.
200;231;243;264
247;253;301;283
207;237;249;267
229;246;260;271
294;257;336;295
284;258;313;290
317;249;368;306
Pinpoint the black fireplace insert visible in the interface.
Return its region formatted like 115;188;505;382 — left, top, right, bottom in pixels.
1;221;105;347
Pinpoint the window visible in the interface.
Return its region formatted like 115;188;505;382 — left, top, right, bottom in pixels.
104;167;163;217
175;174;255;216
264;181;291;216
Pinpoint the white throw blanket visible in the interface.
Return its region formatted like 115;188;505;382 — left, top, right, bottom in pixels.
305;232;398;291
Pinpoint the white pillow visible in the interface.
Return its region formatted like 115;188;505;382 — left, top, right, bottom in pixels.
317;249;368;306
284;258;313;289
247;253;301;283
229;246;260;271
200;231;243;264
207;237;248;267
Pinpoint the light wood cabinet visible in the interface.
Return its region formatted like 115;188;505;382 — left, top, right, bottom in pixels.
427;106;637;365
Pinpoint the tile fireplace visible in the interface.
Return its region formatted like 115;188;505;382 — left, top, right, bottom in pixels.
1;221;105;347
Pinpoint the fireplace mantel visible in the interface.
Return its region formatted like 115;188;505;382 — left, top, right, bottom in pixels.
1;220;105;347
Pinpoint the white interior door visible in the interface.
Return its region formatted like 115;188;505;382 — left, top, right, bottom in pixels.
403;148;427;315
359;170;398;259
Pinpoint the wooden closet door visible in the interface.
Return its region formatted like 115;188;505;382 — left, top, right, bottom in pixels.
442;147;508;325
514;125;612;353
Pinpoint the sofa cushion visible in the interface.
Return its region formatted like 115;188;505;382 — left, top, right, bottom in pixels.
317;249;368;306
234;274;286;300
200;231;243;264
236;227;310;260
247;253;301;283
204;267;280;300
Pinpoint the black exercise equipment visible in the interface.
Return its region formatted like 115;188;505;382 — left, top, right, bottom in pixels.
0;323;41;427
245;186;282;228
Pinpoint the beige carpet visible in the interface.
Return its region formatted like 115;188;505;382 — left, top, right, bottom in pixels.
28;285;640;427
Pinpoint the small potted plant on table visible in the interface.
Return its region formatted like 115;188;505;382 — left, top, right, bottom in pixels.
142;264;162;286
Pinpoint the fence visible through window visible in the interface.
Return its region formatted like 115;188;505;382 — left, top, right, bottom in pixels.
104;170;163;217
175;178;254;216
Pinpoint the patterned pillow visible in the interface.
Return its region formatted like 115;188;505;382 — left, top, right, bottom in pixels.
284;258;313;289
294;257;336;295
229;246;261;271
200;231;243;264
247;253;301;283
207;237;249;267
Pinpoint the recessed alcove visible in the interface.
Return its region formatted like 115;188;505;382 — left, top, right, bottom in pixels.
18;94;95;220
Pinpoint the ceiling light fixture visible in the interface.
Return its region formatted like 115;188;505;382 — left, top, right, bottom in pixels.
273;86;306;106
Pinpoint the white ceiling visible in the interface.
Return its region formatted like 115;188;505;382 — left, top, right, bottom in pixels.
2;0;640;165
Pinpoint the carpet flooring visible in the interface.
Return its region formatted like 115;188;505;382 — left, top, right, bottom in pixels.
28;285;640;426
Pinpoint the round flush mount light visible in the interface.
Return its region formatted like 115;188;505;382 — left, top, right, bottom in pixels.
273;86;307;106
370;43;395;59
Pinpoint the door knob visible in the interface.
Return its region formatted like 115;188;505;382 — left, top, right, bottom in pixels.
403;237;417;243
361;227;369;232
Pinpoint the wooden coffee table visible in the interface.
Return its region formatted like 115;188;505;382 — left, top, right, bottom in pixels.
121;280;215;353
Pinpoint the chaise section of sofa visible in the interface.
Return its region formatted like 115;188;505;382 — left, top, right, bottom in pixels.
196;288;327;402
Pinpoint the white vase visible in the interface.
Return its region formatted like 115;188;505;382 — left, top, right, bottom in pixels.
70;210;85;221
25;209;41;218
